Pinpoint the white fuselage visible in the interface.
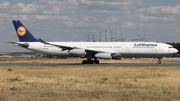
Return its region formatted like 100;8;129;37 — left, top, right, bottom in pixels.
17;41;178;58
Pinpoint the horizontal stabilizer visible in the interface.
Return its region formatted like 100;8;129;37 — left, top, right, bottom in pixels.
5;41;29;48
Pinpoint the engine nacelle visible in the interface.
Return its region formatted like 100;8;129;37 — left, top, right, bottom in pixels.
112;53;122;60
69;49;86;57
95;53;112;60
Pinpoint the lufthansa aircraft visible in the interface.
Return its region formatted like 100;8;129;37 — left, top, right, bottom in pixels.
7;20;178;64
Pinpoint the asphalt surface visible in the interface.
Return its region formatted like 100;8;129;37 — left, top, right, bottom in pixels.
0;59;179;66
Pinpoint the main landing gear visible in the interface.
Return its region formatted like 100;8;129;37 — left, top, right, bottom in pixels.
82;59;99;64
158;58;162;64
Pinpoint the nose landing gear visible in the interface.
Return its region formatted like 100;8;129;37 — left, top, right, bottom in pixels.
158;58;162;64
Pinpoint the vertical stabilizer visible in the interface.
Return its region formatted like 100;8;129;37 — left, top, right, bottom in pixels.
12;20;39;42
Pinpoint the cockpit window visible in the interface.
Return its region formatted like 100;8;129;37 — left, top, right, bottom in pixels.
168;46;173;48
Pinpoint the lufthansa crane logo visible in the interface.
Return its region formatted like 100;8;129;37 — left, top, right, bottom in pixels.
17;26;26;36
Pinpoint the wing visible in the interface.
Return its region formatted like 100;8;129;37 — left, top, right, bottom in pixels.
39;38;76;50
38;38;118;54
85;48;117;54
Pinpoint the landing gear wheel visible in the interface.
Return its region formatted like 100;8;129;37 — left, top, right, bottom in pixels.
82;58;99;64
158;60;161;64
82;60;87;64
157;57;162;64
90;60;94;64
82;60;94;64
94;60;99;64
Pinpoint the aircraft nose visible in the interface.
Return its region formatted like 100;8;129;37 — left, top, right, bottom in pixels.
174;48;178;53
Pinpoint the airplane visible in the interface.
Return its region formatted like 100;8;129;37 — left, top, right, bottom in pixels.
7;20;178;64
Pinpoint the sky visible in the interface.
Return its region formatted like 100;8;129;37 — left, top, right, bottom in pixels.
0;0;180;52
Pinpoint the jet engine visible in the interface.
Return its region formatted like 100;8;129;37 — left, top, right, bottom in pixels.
112;53;122;60
95;53;112;60
69;49;86;57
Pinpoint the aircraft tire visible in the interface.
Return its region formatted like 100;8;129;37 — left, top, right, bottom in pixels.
90;60;94;64
82;60;87;64
158;60;161;64
95;60;99;64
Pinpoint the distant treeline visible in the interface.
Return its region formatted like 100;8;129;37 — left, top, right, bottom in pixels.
167;42;180;54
